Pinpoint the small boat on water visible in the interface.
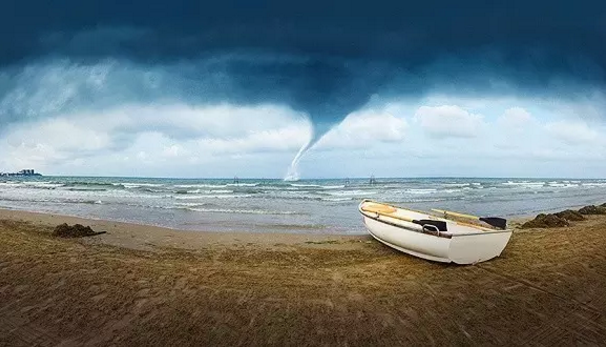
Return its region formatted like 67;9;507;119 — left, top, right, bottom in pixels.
359;200;512;264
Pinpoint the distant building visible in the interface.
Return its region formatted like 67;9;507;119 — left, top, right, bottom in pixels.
0;169;42;177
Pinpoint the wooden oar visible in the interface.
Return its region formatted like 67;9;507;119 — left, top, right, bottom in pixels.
431;209;507;230
362;207;448;231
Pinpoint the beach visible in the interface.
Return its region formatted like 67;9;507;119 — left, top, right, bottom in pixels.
1;208;606;346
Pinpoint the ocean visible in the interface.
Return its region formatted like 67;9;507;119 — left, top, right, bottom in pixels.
1;176;605;234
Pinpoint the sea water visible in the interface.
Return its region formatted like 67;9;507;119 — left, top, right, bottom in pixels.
1;177;605;234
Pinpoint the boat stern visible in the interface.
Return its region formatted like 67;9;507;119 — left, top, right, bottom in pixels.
448;231;513;264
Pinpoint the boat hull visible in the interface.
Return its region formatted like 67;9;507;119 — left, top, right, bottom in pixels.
359;201;512;264
363;216;452;262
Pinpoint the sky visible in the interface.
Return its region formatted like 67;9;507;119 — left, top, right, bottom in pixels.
1;0;606;178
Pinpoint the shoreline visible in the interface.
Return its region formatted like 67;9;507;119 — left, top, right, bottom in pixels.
0;200;597;235
3;176;606;235
0;208;369;251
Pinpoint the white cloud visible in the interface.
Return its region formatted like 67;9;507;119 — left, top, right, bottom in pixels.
414;105;484;138
0;103;309;171
0;118;115;171
196;125;307;154
0;142;63;171
71;103;306;140
161;144;186;158
545;120;601;145
316;110;408;149
498;107;532;128
4;118;112;152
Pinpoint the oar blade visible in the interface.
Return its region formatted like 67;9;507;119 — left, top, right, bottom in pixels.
479;217;507;230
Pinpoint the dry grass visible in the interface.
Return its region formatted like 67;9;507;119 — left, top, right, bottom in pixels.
1;216;606;346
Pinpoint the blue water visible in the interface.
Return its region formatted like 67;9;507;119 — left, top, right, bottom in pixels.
1;176;605;234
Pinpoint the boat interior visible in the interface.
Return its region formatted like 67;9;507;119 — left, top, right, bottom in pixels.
360;200;502;235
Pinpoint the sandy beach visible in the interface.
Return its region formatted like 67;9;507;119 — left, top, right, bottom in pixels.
1;208;606;346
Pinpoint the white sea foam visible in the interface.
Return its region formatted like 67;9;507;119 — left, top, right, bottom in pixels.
174;184;229;188
290;183;323;188
174;194;253;200
441;183;470;187
209;189;233;193
183;189;233;194
326;190;376;196
22;182;64;189
548;183;577;188
407;188;438;194
186;207;299;215
502;181;545;187
174;202;205;207
0;182;23;188
121;183;164;188
322;197;353;202
322;185;346;189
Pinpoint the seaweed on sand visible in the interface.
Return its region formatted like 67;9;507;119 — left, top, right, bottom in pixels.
53;223;106;238
521;214;569;229
578;205;606;215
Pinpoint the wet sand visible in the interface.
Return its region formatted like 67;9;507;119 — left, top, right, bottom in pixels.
1;208;606;346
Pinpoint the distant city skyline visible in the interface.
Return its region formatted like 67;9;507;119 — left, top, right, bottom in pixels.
0;169;41;177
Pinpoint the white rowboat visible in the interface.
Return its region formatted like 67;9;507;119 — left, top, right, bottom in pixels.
359;200;512;264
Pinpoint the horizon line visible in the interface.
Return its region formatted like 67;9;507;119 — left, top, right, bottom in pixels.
9;174;606;181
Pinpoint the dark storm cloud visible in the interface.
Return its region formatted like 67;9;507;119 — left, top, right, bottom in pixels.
2;0;606;139
4;0;605;67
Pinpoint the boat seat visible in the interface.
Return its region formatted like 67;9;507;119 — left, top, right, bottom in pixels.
361;203;397;215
